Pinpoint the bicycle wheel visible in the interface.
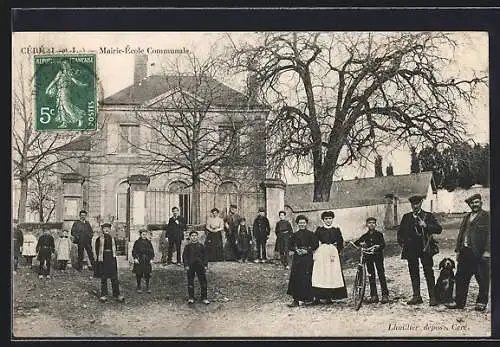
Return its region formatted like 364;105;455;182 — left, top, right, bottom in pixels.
352;264;366;311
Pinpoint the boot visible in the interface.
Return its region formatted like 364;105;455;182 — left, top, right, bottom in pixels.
380;295;389;304
407;296;423;305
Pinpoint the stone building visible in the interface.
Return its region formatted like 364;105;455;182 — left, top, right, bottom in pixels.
54;55;275;260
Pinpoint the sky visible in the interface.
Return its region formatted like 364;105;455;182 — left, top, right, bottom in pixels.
12;32;489;184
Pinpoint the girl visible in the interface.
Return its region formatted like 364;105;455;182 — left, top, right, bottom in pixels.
55;229;72;271
275;211;293;269
22;229;38;267
132;229;155;293
311;211;348;304
205;208;224;262
286;215;319;307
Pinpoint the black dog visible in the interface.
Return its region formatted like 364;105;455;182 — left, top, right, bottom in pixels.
434;257;456;304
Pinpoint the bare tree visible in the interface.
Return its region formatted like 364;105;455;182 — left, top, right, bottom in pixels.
228;32;486;201
130;54;262;224
27;170;56;222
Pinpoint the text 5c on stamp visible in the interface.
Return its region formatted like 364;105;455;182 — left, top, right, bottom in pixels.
34;54;97;131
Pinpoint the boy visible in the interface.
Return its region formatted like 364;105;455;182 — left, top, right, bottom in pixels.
354;217;389;304
253;207;271;263
132;229;155;293
94;223;125;303
36;229;55;279
236;218;253;263
275;211;293;269
182;230;210;305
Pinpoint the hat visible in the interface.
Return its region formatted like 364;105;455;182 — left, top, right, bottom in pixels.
101;223;112;228
139;228;148;234
408;195;424;204
258;207;265;212
366;217;377;223
465;193;482;204
230;204;237;208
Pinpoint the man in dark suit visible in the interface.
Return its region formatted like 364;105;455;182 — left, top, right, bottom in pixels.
166;207;187;266
71;210;95;271
446;193;490;311
398;195;442;306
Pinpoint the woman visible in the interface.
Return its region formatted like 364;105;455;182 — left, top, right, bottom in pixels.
311;211;348;304
286;215;319;307
205;208;224;262
45;59;87;128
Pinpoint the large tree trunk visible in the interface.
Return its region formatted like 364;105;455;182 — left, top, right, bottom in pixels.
312;145;341;202
17;178;28;223
191;175;201;225
38;199;44;222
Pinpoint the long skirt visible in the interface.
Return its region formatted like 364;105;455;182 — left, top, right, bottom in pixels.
205;231;224;262
312;243;348;299
287;253;314;302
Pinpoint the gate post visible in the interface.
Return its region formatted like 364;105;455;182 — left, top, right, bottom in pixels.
127;174;150;260
260;178;286;259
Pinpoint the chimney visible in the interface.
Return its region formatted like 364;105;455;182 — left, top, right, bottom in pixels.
134;54;148;85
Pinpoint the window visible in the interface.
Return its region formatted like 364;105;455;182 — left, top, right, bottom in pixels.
119;124;140;153
219;125;241;161
116;181;129;222
217;181;239;214
168;181;191;223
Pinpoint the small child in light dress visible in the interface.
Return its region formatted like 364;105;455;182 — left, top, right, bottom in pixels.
55;229;72;271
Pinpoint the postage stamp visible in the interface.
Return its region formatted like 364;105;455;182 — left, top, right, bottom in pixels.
34;54;97;131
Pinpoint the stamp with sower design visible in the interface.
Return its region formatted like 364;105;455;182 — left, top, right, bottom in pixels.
34;54;97;131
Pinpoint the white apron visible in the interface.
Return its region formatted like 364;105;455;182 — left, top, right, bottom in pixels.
22;234;38;257
312;243;345;289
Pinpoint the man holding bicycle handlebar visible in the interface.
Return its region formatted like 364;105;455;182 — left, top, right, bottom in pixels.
398;195;442;306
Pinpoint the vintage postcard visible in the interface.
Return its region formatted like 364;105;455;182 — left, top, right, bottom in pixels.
12;31;490;338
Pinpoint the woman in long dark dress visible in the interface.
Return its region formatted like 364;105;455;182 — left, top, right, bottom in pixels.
311;211;348;304
286;215;319;307
205;208;224;262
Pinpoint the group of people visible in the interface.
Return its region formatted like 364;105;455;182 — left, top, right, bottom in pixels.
12;192;490;311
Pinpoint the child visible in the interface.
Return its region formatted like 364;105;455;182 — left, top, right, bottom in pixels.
55;229;72;271
182;231;209;305
236;218;253;263
354;217;389;304
94;223;125;303
22;229;38;267
132;229;155;293
36;229;55;279
275;211;293;269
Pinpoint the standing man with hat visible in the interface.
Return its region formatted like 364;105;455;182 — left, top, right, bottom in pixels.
71;210;96;271
446;193;490;311
398;195;442;306
166;207;187;266
253;207;271;263
93;223;124;303
223;204;241;261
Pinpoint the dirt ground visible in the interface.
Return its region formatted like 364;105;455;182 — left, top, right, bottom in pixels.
12;222;491;338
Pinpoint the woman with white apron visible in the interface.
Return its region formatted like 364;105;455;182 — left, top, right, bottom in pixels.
311;211;348;304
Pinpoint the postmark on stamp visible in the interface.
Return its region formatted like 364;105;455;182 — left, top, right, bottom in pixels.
34;54;97;131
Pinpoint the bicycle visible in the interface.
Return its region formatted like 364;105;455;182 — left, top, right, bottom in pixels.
348;241;377;311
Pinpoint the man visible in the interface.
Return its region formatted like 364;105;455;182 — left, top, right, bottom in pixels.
71;210;96;271
166;207;186;266
223;204;241;261
397;195;442;306
253;208;271;263
94;223;124;303
13;221;23;274
446;193;490;311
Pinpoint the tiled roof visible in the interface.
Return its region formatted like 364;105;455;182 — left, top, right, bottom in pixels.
58;135;92;151
285;172;434;212
102;74;267;109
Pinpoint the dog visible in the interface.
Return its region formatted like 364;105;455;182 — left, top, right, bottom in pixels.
434;257;456;304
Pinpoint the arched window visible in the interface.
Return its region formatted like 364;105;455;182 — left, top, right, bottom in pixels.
217;181;240;215
116;181;129;222
168;181;191;223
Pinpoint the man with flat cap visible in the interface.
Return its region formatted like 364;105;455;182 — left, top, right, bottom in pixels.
398;195;442;306
446;193;490;311
71;210;96;271
93;223;124;303
223;204;241;261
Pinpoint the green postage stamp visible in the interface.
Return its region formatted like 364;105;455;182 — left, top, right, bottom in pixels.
34;54;97;131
